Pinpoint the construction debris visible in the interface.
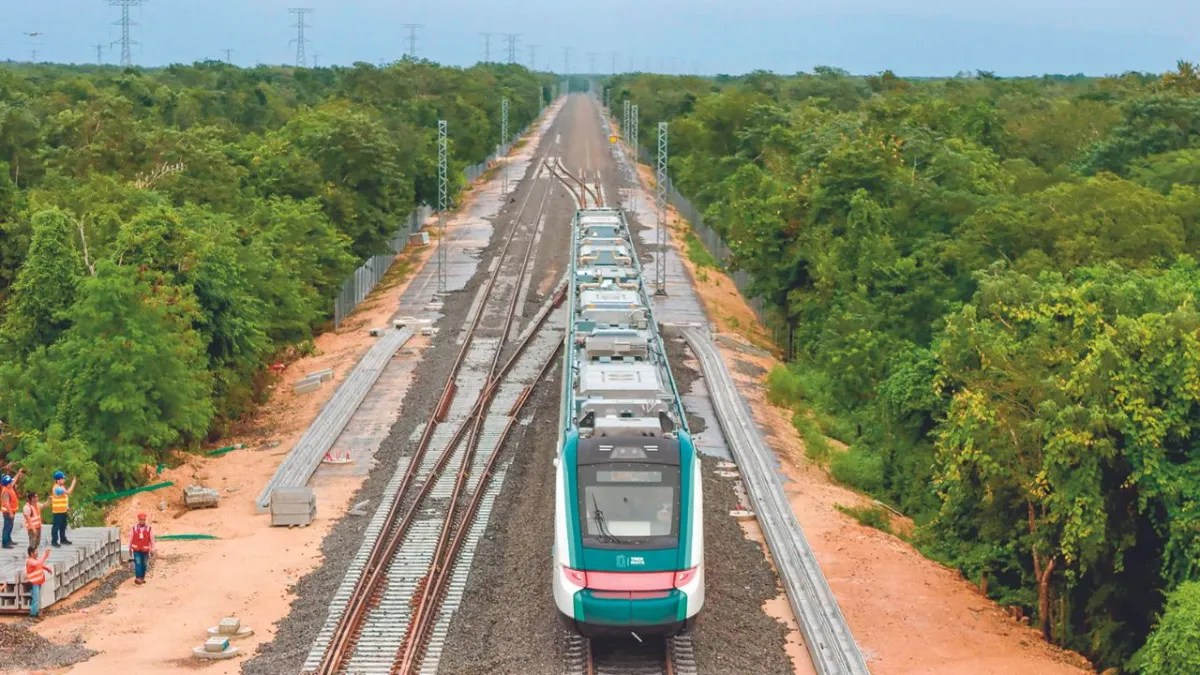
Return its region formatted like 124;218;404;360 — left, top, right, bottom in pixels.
183;485;220;510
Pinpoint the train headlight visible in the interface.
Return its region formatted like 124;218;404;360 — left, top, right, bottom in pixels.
562;566;588;587
673;567;698;588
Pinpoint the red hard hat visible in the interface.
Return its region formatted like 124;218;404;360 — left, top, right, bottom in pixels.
137;512;147;520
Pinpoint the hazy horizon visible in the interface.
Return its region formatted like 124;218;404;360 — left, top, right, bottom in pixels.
4;1;1197;77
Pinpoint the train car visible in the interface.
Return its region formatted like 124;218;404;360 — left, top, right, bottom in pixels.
553;207;704;638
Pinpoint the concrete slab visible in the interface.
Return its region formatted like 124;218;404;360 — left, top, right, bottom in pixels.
0;514;119;614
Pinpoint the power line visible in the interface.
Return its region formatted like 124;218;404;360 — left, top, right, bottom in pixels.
504;33;519;64
288;7;313;68
480;32;492;63
107;0;145;67
402;23;421;58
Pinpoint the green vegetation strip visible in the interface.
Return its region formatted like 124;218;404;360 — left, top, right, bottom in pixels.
91;481;174;503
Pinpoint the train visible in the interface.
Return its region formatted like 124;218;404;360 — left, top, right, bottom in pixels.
553;207;704;637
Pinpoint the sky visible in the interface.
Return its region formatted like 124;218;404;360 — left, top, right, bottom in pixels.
2;0;1197;77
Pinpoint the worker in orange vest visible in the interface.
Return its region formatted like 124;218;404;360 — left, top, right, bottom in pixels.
25;546;51;618
128;513;155;585
1;468;24;548
22;492;42;550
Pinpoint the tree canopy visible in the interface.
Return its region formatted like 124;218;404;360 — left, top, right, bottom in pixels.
0;59;552;496
606;62;1200;669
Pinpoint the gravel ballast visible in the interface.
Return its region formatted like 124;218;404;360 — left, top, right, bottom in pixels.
0;621;96;671
243;102;579;675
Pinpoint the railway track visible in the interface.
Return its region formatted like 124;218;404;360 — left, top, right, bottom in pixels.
562;634;698;675
680;328;870;675
303;157;566;675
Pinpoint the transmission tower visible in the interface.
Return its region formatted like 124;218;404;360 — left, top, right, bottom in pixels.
628;103;638;148
527;44;538;70
402;23;421;58
289;8;313;68
655;122;668;296
500;97;509;195
611;51;617;75
313;53;320;67
108;0;144;67
504;33;519;64
222;48;232;63
436;120;449;296
562;47;571;75
622;100;631;141
588;52;597;74
480;32;492;63
94;43;104;65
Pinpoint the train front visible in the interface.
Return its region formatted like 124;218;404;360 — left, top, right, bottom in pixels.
554;427;704;637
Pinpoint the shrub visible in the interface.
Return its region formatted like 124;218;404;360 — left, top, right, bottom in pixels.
830;444;885;493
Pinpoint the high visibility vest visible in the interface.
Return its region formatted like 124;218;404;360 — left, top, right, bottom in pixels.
25;558;45;586
130;524;153;552
23;503;41;530
0;485;16;515
50;488;68;514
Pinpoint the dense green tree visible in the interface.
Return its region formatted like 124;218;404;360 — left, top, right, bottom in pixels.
0;208;83;357
50;262;213;487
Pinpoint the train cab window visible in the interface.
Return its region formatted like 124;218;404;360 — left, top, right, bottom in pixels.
578;462;680;549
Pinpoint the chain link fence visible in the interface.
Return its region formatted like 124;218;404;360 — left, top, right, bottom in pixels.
332;122;535;329
333;205;432;328
637;146;792;357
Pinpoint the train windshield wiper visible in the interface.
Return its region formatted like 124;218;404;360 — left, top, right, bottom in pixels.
591;494;624;544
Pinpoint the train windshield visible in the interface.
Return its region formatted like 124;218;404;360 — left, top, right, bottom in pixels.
578;463;680;549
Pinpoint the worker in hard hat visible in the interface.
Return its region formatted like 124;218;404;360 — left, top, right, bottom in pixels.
49;471;76;547
128;513;155;585
1;469;24;549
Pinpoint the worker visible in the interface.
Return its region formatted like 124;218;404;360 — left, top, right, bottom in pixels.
49;471;76;547
1;469;22;548
25;546;52;618
128;513;155;585
22;492;42;550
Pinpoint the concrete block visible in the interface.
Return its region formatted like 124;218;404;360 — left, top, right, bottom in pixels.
184;486;220;509
204;637;229;653
193;645;239;660
270;501;315;516
218;617;240;634
305;368;334;382
409;231;430;246
271;487;315;505
293;378;321;394
270;511;315;527
208;624;253;639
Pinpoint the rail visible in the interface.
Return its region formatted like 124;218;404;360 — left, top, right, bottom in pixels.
679;327;870;675
311;157;559;674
